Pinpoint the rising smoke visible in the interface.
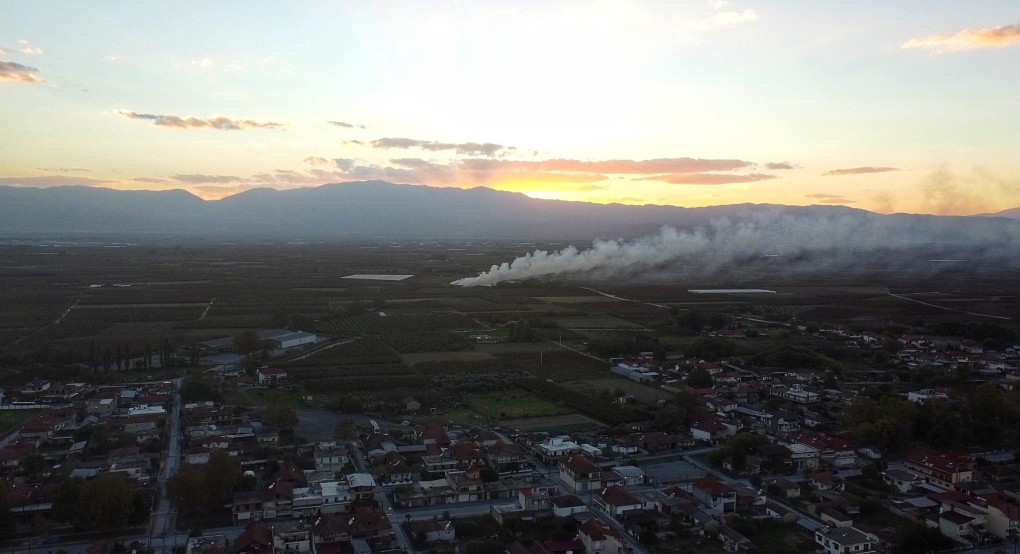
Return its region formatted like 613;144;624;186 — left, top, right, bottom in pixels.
452;211;1020;286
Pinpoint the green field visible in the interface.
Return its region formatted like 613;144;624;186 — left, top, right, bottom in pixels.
465;390;571;419
224;387;311;408
0;409;41;436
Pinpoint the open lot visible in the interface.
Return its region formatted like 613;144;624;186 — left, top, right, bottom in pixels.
464;390;571;419
501;413;604;433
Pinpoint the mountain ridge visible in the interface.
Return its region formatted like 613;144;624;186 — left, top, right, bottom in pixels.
0;181;1016;241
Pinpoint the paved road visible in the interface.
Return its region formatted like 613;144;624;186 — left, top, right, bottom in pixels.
149;378;184;541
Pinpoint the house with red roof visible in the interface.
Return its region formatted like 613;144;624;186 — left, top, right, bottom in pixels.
487;441;527;473
256;367;288;386
595;485;646;518
905;448;973;488
692;476;736;514
234;523;273;554
578;518;626;554
559;455;603;492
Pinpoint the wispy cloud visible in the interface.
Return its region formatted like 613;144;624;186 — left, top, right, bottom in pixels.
805;193;855;204
116;110;285;130
370;137;513;157
328;120;367;129
823;166;900;176
131;177;170;184
18;40;46;55
0;60;43;83
170;174;243;184
303;156;329;165
0;175;110;187
764;162;796;170
639;173;778;185
697;8;757;29
903;23;1020;52
37;167;90;173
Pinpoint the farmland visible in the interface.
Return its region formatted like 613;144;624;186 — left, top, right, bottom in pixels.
1;237;1019;433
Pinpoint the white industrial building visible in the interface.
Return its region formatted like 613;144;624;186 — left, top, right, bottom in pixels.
259;329;317;350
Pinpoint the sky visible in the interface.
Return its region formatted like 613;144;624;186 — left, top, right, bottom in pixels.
2;1;1019;215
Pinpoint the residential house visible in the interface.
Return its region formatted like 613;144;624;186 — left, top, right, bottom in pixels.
980;491;1020;540
314;441;350;472
692;476;736;514
348;473;377;501
551;494;588;517
487;441;527;473
559;455;603;492
691;418;733;444
256;367;288;386
409;519;456;544
273;520;313;553
595;486;645;518
234;523;274;554
814;527;874;554
535;436;582;463
578;518;626;554
905;448;973;488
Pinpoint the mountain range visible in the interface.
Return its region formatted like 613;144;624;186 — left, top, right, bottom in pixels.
1;181;1018;241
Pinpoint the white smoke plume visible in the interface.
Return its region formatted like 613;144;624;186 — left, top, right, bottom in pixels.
452;211;1019;286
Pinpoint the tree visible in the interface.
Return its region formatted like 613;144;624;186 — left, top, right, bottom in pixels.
76;475;135;530
334;419;358;441
894;520;954;553
169;465;211;517
687;366;713;388
235;330;263;356
0;479;14;537
53;476;85;522
180;377;216;403
265;405;299;430
22;452;47;477
205;450;241;510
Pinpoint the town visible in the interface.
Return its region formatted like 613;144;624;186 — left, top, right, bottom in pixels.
1;240;1019;554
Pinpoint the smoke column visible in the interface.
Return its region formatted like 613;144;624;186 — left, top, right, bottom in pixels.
452;212;1020;286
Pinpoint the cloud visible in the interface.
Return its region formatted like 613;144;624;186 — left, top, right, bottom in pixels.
342;140;365;146
0;60;43;83
370;137;512;157
0;47;7;55
18;40;46;55
460;157;752;174
131;177;170;184
0;175;110;187
697;8;757;29
170;174;243;184
38;167;90;173
637;172;778;185
903;24;1020;52
193;58;214;68
328;120;367;129
303;156;329;165
804;193;855;204
764;162;796;170
116;110;285;130
823;166;900;176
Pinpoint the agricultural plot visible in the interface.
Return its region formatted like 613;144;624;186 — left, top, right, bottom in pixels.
381;330;473;353
400;351;495;365
287;337;402;366
0;409;41;435
464;390;571;419
561;377;675;404
551;315;645;329
501;413;604;433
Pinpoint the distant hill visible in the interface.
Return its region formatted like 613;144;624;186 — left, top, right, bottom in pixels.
1;181;1017;243
975;207;1020;219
